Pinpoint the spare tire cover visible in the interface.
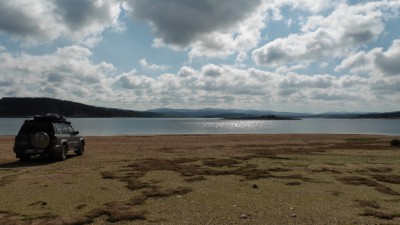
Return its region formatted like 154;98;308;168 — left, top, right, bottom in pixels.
31;132;50;149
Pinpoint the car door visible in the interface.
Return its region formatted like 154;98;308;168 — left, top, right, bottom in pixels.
66;124;79;148
60;123;72;148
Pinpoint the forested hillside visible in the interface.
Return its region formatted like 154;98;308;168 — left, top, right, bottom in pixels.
0;97;159;117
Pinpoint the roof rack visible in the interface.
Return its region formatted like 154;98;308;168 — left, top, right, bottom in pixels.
33;113;67;122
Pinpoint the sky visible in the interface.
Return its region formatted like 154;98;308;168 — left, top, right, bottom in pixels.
0;0;400;113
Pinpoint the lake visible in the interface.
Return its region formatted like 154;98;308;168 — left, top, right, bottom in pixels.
1;118;399;136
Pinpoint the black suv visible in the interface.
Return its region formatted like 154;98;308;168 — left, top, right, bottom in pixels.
13;114;85;161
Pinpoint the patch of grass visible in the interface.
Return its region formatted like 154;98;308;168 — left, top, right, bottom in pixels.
100;171;118;179
267;167;292;172
128;196;147;206
328;191;343;197
265;155;293;160
274;174;303;179
286;181;301;186
59;216;93;225
127;158;275;181
202;158;240;167
29;201;47;207
355;200;380;209
345;138;379;143
127;158;199;172
86;202;146;222
366;167;393;173
337;176;399;196
360;209;400;220
125;178;151;191
23;212;59;221
372;175;400;184
184;176;206;183
143;186;192;199
309;167;341;174
75;204;87;210
0;174;17;187
330;142;390;151
232;168;271;180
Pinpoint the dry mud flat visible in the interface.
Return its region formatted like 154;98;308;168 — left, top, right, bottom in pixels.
0;134;400;225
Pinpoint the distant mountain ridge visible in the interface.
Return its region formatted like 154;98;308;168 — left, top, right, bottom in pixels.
1;97;399;119
146;108;312;118
0;97;159;117
148;108;400;119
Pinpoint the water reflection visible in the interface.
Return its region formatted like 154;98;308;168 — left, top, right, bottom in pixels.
197;120;281;131
1;118;400;135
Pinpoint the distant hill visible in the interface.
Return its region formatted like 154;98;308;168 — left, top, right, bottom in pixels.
147;108;312;118
2;97;398;119
0;97;159;117
308;111;400;119
148;108;400;119
353;111;400;119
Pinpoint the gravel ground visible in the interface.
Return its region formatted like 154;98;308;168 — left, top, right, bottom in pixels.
0;134;399;224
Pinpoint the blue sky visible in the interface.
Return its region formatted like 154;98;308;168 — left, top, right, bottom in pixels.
0;0;400;113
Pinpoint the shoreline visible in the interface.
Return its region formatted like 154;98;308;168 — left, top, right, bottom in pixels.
1;134;399;224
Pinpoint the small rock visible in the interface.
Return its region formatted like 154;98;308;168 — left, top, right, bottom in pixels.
291;213;297;218
290;207;295;210
240;214;249;220
252;184;258;189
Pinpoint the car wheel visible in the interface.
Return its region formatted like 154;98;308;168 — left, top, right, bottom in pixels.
75;144;84;156
56;144;68;161
20;154;31;162
31;132;50;149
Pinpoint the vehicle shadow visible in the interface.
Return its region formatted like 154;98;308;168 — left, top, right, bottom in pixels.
0;155;78;168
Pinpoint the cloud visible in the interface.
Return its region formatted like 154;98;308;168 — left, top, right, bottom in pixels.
139;58;169;71
0;45;115;101
374;40;400;76
336;39;400;77
110;64;400;110
0;0;122;46
1;45;400;111
127;0;261;47
252;2;392;67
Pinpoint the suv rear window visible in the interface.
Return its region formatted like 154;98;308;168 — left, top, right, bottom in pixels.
18;121;54;135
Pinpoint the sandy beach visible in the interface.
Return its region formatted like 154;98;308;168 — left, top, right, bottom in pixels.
1;134;399;224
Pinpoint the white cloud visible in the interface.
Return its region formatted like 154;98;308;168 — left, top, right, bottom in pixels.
336;39;400;77
1;45;400;111
111;64;400;110
0;0;122;46
252;2;393;67
0;45;115;101
139;58;169;71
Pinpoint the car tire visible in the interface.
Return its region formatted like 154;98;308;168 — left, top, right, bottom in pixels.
31;132;50;149
55;144;68;161
75;144;84;156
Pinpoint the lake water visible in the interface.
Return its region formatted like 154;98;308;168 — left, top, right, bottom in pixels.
1;118;399;136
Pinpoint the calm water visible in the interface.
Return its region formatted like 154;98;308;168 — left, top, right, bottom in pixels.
1;118;399;136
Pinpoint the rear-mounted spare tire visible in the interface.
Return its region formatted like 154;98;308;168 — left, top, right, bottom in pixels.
31;132;50;149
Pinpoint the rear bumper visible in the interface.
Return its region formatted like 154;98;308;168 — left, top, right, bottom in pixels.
14;145;61;157
22;149;45;154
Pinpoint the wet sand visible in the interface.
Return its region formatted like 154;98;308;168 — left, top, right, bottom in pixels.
1;134;400;224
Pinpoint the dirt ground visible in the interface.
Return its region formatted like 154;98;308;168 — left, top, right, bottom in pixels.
0;134;400;225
